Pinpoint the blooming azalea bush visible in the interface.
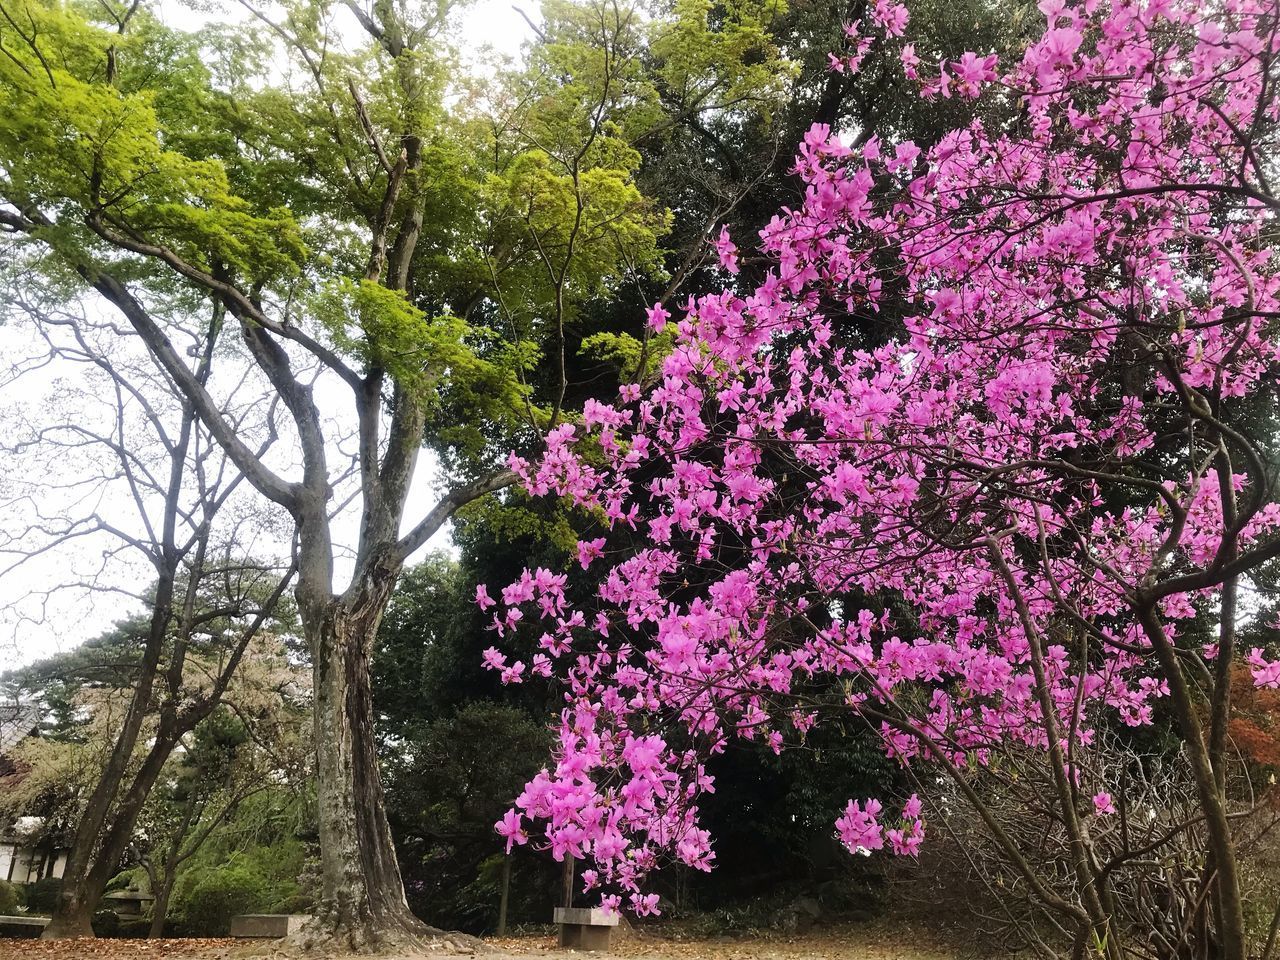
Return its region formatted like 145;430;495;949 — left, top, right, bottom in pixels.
481;0;1280;954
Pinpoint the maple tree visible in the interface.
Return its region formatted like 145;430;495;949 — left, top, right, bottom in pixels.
480;1;1280;957
0;0;787;944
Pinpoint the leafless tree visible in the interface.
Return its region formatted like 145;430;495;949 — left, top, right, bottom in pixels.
0;287;295;937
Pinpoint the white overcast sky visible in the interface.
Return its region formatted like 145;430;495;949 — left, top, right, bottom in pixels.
0;0;536;671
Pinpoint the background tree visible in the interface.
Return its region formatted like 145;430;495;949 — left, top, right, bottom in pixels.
0;0;805;942
0;0;660;942
135;677;310;938
366;0;1034;924
0;0;1035;943
0;629;302;928
482;1;1280;958
160;786;317;937
0;293;294;937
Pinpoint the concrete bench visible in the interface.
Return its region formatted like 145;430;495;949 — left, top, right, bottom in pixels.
0;915;49;938
229;913;312;938
554;906;618;950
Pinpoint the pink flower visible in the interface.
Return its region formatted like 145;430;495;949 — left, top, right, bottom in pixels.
714;225;740;275
871;0;909;36
888;818;924;856
888;140;920;173
646;302;670;331
899;44;920;80
1044;26;1081;60
836;799;884;853
500;660;526;685
495;810;527;853
951;52;998;98
475;583;496;611
1093;792;1116;816
1036;26;1082;73
1037;0;1066;21
578;537;607;569
630;892;661;916
1249;648;1280;688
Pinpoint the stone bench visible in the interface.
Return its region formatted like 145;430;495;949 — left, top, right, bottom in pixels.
229;913;311;938
0;915;49;938
553;906;618;951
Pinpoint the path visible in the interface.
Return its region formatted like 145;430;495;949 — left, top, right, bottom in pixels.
0;923;968;960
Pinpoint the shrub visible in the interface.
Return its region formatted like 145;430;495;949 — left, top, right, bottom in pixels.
24;877;62;914
90;909;120;937
114;918;151;939
0;879;18;915
270;892;313;915
182;865;271;936
105;868;145;894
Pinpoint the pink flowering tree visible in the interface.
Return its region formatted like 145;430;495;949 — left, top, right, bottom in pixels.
480;1;1280;956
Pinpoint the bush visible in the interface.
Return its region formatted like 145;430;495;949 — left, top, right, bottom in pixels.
113;918;151;939
90;909;120;937
105;868;145;894
270;892;313;915
182;865;271;936
24;877;62;914
0;879;18;915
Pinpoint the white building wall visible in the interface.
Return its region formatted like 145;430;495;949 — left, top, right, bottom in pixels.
0;841;65;884
9;845;32;884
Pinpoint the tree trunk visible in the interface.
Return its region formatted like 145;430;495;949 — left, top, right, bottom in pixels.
148;874;176;938
303;568;433;949
43;583;175;939
1140;605;1247;960
148;788;197;939
497;855;511;936
45;731;179;939
40;887;96;939
561;857;574;909
42;777;161;939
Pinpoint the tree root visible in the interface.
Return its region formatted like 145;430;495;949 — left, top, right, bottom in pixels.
264;915;488;957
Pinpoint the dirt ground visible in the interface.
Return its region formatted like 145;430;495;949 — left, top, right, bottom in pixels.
0;924;979;960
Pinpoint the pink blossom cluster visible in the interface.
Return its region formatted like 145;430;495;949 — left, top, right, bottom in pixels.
835;794;925;856
488;0;1280;911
